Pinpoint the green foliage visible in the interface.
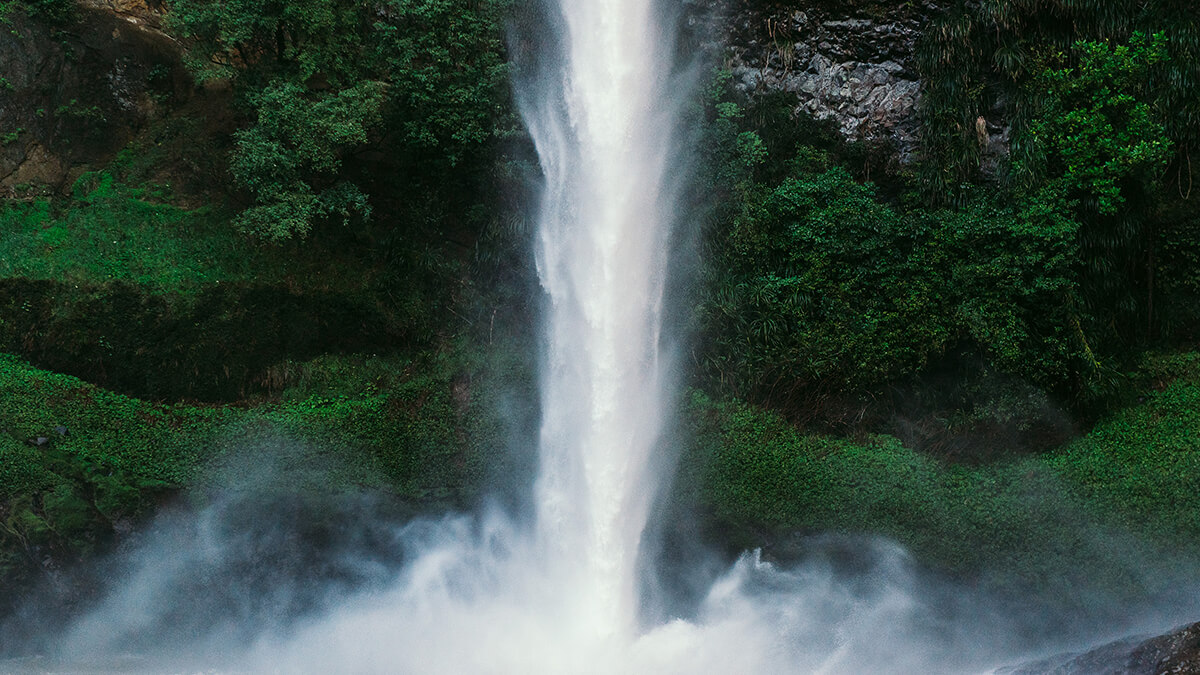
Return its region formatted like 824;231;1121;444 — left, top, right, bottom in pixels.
229;80;384;239
917;3;1195;349
1049;379;1200;541
0;169;464;401
0;348;516;591
699;29;1188;417
1016;35;1173;348
916;0;1194;197
166;0;513;240
1015;35;1172;216
0;353;226;585
374;0;512;164
683;383;1200;593
0;174;251;290
1151;4;1200;166
13;0;73;23
698;134;1085;408
0;163;441;297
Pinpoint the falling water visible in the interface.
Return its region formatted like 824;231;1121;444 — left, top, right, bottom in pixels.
246;0;700;667
523;0;685;641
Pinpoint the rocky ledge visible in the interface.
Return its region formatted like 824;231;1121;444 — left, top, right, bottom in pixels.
1005;621;1200;675
718;1;941;163
0;1;185;196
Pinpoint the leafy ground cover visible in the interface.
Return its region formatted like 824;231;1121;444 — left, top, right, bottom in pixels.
0;171;385;295
0;348;524;604
0;166;463;401
681;350;1200;598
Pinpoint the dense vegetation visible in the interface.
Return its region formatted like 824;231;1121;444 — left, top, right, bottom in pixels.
164;0;515;241
696;4;1199;433
680;351;1200;597
0;0;1197;621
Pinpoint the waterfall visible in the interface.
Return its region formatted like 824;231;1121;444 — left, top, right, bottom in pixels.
521;0;685;639
40;1;1170;673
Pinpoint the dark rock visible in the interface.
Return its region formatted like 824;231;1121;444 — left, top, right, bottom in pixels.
0;4;188;196
1003;621;1200;674
706;0;941;163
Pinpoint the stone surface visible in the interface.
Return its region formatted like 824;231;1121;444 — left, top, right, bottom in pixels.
1003;621;1200;674
714;1;940;163
700;0;1012;171
0;3;186;196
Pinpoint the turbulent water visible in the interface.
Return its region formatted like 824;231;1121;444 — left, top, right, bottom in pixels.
230;0;706;667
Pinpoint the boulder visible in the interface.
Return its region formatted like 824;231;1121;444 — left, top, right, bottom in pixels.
1003;621;1200;674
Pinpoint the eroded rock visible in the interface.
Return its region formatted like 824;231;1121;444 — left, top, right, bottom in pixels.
0;3;186;196
1004;621;1200;674
716;2;939;162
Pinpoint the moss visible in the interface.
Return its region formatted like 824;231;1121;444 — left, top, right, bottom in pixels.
0;172;397;296
1048;353;1200;540
0;168;470;402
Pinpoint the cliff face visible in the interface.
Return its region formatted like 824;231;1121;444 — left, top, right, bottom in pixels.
0;2;186;196
715;1;941;164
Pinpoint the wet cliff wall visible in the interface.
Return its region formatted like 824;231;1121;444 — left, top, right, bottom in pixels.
0;1;188;196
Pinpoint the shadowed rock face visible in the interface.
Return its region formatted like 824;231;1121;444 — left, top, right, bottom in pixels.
717;1;940;163
1004;622;1200;675
0;3;186;196
77;0;165;26
691;0;1012;173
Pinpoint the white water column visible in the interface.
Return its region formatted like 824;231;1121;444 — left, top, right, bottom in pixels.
523;0;683;643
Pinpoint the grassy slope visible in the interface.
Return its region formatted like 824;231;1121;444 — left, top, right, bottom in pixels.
0;102;531;593
685;351;1200;593
0;349;513;587
1048;352;1200;540
0;145;467;402
0;171;389;295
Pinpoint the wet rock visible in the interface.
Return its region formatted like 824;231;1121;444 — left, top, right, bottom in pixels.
78;0;166;28
713;1;939;163
676;0;981;168
0;3;187;196
1003;621;1200;674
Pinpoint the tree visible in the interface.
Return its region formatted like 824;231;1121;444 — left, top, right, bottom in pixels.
167;0;512;241
1014;35;1173;347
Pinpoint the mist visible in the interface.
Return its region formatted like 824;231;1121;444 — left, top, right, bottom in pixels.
5;474;1199;674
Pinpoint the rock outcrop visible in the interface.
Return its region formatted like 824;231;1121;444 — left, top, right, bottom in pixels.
716;1;940;163
1004;621;1200;674
77;0;166;27
0;2;186;196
